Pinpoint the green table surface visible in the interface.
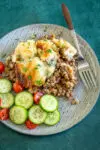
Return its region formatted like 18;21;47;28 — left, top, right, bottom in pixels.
0;0;100;150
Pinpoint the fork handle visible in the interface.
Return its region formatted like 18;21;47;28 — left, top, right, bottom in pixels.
62;3;74;30
62;4;84;60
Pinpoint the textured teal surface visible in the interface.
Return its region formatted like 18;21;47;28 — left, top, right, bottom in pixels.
0;0;100;150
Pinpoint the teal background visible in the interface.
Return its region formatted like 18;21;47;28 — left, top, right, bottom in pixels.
0;0;100;150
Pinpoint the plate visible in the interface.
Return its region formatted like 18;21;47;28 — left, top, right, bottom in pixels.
0;24;100;135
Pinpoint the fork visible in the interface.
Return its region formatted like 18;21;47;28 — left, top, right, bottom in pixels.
62;3;96;89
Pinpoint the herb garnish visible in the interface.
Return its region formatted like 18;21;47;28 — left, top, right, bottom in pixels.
22;67;28;72
34;64;41;70
46;71;50;77
37;64;41;67
28;75;32;80
40;50;43;54
27;41;30;46
35;80;42;86
34;67;38;70
47;49;52;53
31;34;37;39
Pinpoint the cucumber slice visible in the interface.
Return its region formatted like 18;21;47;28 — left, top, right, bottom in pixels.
44;110;60;125
29;105;47;124
9;106;28;124
15;91;33;109
0;93;14;108
40;95;58;112
0;79;12;93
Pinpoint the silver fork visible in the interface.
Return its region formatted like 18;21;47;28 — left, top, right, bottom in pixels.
62;3;96;89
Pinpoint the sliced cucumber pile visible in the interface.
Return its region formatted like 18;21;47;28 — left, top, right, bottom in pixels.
40;95;58;112
0;76;61;127
0;93;14;108
15;91;33;109
44;110;60;125
0;79;12;93
29;105;47;124
9;106;28;124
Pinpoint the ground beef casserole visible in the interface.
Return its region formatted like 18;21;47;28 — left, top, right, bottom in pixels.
3;35;78;103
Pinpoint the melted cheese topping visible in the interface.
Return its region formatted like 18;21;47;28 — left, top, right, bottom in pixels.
12;40;37;62
12;37;77;86
36;40;57;78
52;38;77;60
17;57;46;86
62;41;77;60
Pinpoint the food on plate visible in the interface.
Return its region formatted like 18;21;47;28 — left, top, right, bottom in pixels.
11;39;57;87
12;40;37;62
0;34;78;129
44;110;60;126
4;35;78;101
0;77;60;127
29;105;47;124
33;92;43;104
0;108;9;120
25;120;38;129
0;61;5;74
9;106;28;124
13;81;24;93
0;93;14;108
40;95;58;112
71;98;79;105
0;79;12;93
15;91;33;109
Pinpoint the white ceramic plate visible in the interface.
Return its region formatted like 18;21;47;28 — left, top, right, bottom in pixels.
0;24;100;135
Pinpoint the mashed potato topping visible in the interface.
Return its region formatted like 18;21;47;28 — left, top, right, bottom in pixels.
12;36;77;87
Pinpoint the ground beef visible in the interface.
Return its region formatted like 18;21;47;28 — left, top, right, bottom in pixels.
41;57;77;100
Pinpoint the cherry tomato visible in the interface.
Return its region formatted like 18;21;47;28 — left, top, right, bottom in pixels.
0;62;5;74
0;76;2;79
13;81;24;93
33;92;43;104
25;120;38;129
0;108;9;120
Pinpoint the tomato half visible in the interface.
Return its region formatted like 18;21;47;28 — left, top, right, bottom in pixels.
0;108;9;120
0;62;5;74
13;81;24;93
33;92;43;104
25;120;38;129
